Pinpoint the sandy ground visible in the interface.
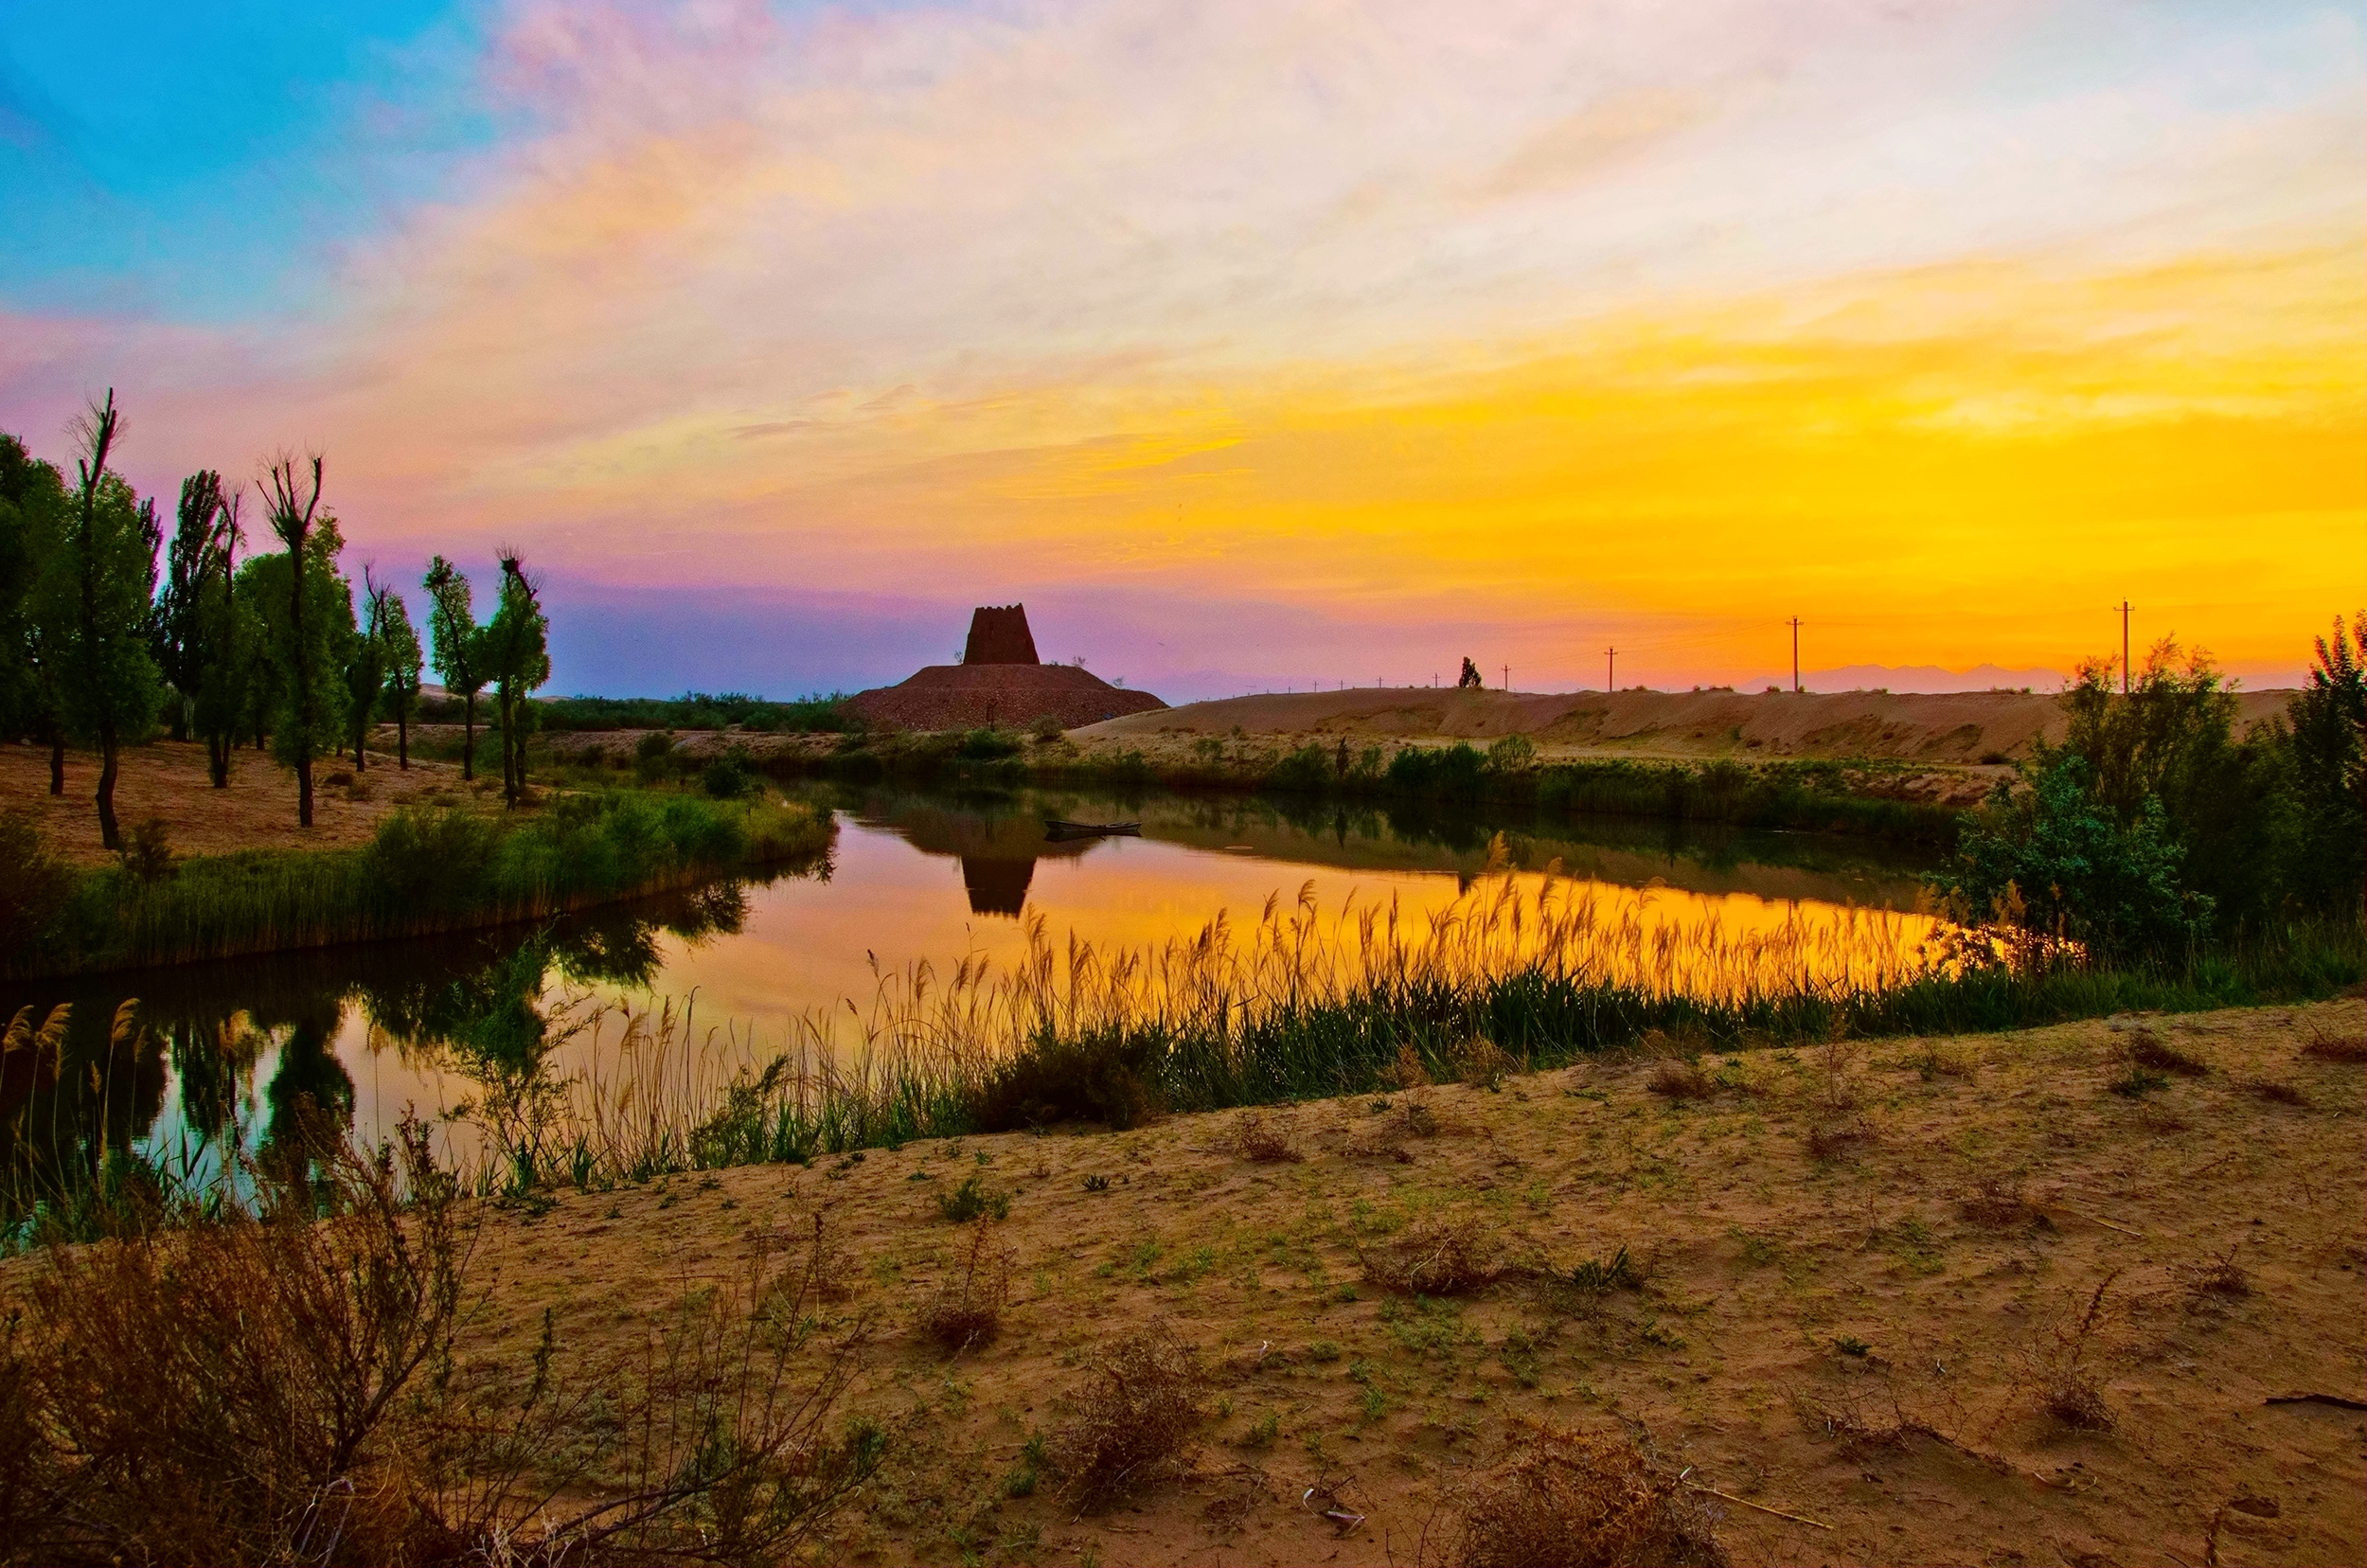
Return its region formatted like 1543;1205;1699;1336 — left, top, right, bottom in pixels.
436;999;2366;1567
1073;686;2299;767
2;738;487;868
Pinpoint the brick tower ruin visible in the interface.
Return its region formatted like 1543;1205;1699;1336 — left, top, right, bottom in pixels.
962;604;1041;665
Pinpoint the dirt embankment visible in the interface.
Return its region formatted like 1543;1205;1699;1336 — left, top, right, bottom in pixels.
445;1001;2365;1568
2;739;484;869
1076;686;2300;765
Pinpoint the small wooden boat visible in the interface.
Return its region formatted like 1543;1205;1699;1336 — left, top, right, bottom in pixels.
1043;819;1141;839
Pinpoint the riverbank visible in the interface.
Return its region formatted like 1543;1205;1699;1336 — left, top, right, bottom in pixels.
3;772;834;980
8;999;2355;1565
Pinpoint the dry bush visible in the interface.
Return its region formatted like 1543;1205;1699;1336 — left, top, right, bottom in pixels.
1232;1111;1304;1164
1360;1214;1502;1295
2121;1028;2207;1077
2300;1028;2367;1063
919;1219;1011;1350
0;1120;878;1567
1378;1042;1433;1091
1646;1060;1713;1100
1052;1320;1205;1506
1804;1120;1875;1166
1909;1042;1974;1079
1958;1175;2037;1229
1791;1389;1912;1461
1816;1037;1864;1111
2241;1078;2308;1106
1440;1420;1728;1568
2023;1271;2120;1432
763;1209;857;1306
2180;1243;2250;1300
1455;1037;1519;1088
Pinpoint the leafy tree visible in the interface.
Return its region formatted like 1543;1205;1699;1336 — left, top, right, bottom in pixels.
423;556;487;782
39;392;166;850
378;585;424;769
0;434;72;787
154;470;237;741
1456;657;1484;689
1929;753;2208;962
189;495;254;787
483;551;550;805
2273;612;2366;918
344;569;389;770
256;454;351;827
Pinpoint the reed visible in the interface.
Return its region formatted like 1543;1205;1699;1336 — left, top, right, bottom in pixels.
431;861;2359;1195
10;793;833;979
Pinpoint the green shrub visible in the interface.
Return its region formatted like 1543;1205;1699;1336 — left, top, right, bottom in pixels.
701;748;756;799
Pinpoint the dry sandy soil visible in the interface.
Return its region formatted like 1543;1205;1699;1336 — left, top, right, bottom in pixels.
447;999;2365;1567
2;739;487;868
1074;686;2299;766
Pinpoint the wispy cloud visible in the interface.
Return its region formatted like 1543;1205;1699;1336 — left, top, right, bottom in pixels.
1;0;2359;694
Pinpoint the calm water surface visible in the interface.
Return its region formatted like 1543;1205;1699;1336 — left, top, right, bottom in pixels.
0;785;1937;1188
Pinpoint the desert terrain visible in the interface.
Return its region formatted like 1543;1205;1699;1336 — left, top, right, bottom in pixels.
442;999;2364;1567
1073;685;2300;765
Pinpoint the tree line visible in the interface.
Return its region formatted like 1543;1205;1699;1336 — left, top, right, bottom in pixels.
0;390;552;845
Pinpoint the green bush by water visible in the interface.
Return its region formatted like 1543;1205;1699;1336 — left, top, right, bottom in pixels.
9;791;832;978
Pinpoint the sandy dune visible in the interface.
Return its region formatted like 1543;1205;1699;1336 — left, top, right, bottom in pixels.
439;999;2366;1567
1075;686;2300;765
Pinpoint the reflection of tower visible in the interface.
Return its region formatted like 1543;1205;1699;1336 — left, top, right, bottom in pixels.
960;856;1036;918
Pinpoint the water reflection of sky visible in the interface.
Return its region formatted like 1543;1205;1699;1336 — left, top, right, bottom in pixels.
4;790;1942;1188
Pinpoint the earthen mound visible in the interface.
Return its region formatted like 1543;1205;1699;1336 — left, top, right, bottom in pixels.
846;664;1164;732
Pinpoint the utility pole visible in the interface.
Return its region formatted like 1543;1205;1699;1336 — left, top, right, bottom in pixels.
1503;664;1510;691
2117;599;2132;695
1604;646;1617;692
1787;616;1803;694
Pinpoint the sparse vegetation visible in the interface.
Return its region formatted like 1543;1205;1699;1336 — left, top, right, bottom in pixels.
1231;1110;1304;1163
1359;1214;1502;1295
1051;1320;1205;1506
920;1219;1011;1350
1439;1420;1729;1568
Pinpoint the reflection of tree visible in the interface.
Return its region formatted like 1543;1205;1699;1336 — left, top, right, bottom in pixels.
168;1014;266;1150
258;1005;357;1197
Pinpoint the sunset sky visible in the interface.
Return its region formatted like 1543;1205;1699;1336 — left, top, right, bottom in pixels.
3;0;2359;699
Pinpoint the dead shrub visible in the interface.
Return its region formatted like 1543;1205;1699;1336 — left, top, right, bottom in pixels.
1232;1111;1304;1165
1791;1389;1911;1460
1804;1120;1875;1166
1441;1420;1729;1568
2024;1271;2120;1432
2300;1028;2367;1063
1646;1060;1713;1101
1958;1175;2037;1229
2180;1243;2250;1300
1053;1320;1205;1506
1360;1214;1502;1295
2241;1078;2308;1107
1455;1038;1518;1089
1909;1042;1974;1079
919;1219;1012;1350
1378;1042;1433;1091
2122;1028;2207;1077
0;1118;879;1566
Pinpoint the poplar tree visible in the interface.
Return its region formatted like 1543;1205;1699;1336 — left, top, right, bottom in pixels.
423;555;487;782
155;470;235;741
378;585;423;768
189;493;252;787
45;392;165;850
0;435;70;782
485;550;549;805
344;569;388;770
257;454;348;827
